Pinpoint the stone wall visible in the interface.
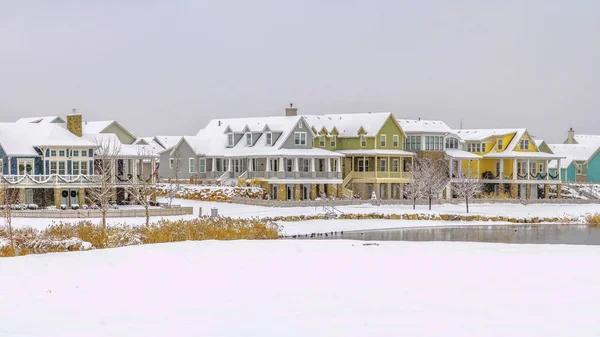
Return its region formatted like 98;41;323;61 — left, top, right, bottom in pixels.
12;206;193;218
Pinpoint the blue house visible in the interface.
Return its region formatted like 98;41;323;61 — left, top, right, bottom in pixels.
548;144;600;183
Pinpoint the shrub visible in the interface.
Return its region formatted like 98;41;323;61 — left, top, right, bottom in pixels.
586;213;600;227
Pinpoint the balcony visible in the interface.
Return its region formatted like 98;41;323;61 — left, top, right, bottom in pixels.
0;174;157;188
245;171;343;180
351;171;411;181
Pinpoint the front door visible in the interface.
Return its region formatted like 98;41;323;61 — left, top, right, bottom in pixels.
18;159;34;175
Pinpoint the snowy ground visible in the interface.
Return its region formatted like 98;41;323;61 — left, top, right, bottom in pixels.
1;240;599;337
4;198;599;232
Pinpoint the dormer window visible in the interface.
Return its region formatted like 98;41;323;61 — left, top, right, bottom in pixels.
227;133;234;147
330;136;337;147
246;133;252;146
360;135;367;147
266;132;272;145
319;136;325;147
520;139;529;150
497;139;503;150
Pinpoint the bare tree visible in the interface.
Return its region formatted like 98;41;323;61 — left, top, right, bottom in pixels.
125;147;158;226
164;148;183;208
86;137;122;237
405;160;425;210
453;167;482;213
414;157;449;211
1;183;19;255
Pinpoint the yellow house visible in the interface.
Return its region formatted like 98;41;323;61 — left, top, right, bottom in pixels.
454;129;565;199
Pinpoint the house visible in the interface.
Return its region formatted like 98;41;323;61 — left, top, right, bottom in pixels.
82;120;137;145
397;119;481;198
533;139;553;154
563;128;600;145
454;128;564;199
159;106;344;200
1;113;158;208
303;112;414;199
548;144;600;183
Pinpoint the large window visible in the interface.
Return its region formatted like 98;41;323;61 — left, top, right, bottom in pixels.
425;136;444;151
50;161;57;174
393;135;399;147
360;135;367;147
405;136;422;151
380;134;386;147
58;162;66;175
520;139;530;150
358;159;369;172
380;159;387;172
445;137;459;149
81;161;88;175
72;161;80;175
199;159;206;173
189;158;196;173
294;132;307;145
467;142;486;153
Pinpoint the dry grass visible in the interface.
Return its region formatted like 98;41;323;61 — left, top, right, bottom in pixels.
586;213;600;227
0;217;279;257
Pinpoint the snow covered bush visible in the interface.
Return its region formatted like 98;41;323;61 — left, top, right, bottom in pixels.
156;184;265;201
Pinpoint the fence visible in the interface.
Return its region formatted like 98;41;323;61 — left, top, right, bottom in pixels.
11;207;194;219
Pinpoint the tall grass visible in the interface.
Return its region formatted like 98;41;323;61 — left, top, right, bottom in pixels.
586;213;600;227
0;217;279;257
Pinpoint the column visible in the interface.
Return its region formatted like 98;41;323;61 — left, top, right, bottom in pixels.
545;160;549;180
310;158;315;172
310;184;317;200
248;158;253;172
54;188;62;208
557;159;561;180
79;188;87;206
294;184;301;201
500;159;504;178
325;158;331;172
513;159;517;180
211;157;216;172
293;158;299;172
111;159;116;184
277;184;286;201
279;157;285;172
336;158;342;172
151;158;156;183
132;159;137;183
266;158;271;172
527;159;530;179
448;159;453;178
228;158;232;171
477;160;480;178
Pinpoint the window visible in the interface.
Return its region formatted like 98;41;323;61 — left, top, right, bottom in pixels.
538;163;543;173
529;161;536;175
405;136;422;151
50;161;57;174
270;159;279;172
380;134;386;147
393;135;399;147
266;133;272;145
330;136;336;147
58;162;66;175
81;150;87;157
302;159;310;172
199;159;206;173
319;136;325;147
380;159;387;172
72;161;80;175
73;150;79;157
81;161;88;175
424;136;444;151
59;150;65;157
169;158;174;169
227;133;234;147
246;133;252;146
476;143;481;153
358;159;369;172
360;135;367;147
445;137;459;149
392;159;399;172
51;150;57;157
294;132;307;145
497;139;503;150
520;139;529;150
332;159;338;172
189;158;196;173
286;159;293;172
0;159;3;174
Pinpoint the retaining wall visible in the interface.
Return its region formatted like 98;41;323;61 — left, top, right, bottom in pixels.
231;197;600;208
11;207;194;219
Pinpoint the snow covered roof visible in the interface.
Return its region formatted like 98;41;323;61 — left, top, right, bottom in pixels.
573;135;600;145
444;150;482;159
454;129;526;142
303;112;394;137
134;137;165;154
547;144;600;168
82;120;137;142
155;136;185;149
336;149;414;156
483;151;562;159
16;116;66;124
397;119;452;134
83;133;158;158
0;123;94;156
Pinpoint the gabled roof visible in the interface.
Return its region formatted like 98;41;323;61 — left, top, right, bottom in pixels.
83;133;158;158
454;128;526;142
397;119;453;134
573;135;600;145
82;120;137;143
155;136;186;150
548;144;600;168
135;137;166;153
16;116;66;124
0;123;93;156
302;112;393;137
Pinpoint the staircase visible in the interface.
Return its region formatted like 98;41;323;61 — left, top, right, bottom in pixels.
341;171;354;199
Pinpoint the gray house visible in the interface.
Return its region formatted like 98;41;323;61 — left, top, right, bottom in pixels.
160;107;344;200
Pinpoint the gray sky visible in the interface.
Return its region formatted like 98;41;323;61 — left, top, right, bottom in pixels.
1;0;599;143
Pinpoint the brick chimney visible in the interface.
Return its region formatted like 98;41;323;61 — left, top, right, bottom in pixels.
285;103;297;117
67;109;82;137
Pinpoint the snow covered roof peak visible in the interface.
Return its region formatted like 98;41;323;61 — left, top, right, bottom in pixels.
397;119;452;133
303;112;392;137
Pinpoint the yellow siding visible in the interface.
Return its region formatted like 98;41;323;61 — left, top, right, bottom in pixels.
514;134;538;153
496;134;515;153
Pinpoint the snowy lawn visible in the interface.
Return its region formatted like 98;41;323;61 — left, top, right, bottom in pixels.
1;240;599;337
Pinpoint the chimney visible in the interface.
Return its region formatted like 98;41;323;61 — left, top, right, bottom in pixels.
285;103;297;117
67;109;83;137
567;127;575;144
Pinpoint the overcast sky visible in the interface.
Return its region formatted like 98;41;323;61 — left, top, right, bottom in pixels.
1;0;598;143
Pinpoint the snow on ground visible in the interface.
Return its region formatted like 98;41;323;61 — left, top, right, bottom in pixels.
1;240;599;337
4;197;600;232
